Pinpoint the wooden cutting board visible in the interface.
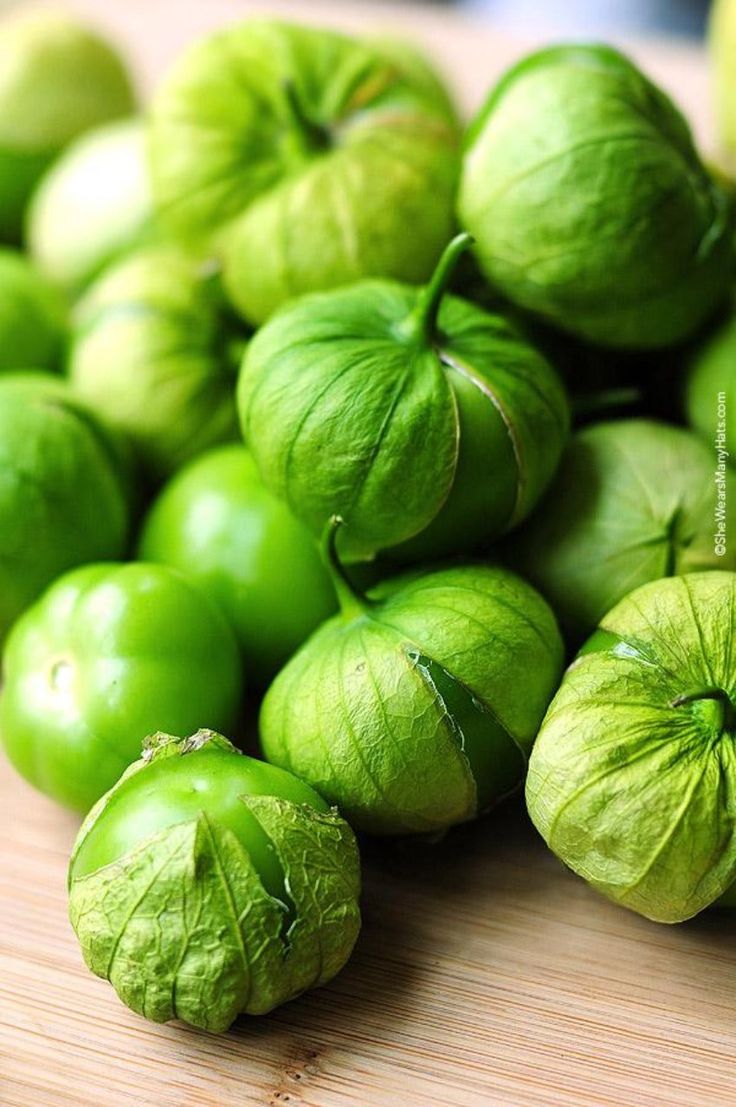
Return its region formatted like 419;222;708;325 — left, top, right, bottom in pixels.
2;3;734;1105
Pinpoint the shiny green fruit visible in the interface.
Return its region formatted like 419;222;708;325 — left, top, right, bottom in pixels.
139;444;337;684
0;562;243;812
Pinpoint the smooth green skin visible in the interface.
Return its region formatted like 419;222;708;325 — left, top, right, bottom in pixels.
68;245;244;480
508;419;736;643
459;44;734;349
68;730;361;1031
0;248;66;372
527;572;736;924
71;731;327;885
0;377;130;643
148;19;460;325
0;10;135;242
139;444;337;685
685;307;736;457
711;0;736;166
238;247;569;563
27;118;154;291
0;562;243;813
261;554;564;836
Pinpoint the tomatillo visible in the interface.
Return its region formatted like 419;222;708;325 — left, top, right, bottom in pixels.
27;118;154;291
259;518;564;835
0;375;130;642
459;44;733;349
685;303;736;458
68;729;361;1032
68;244;246;480
139;444;336;684
0;562;243;812
508;419;736;641
148;19;460;325
0;247;65;373
0;9;135;242
527;572;736;923
238;234;569;563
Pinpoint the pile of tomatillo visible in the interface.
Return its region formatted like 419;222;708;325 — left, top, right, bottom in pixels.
1;6;736;1033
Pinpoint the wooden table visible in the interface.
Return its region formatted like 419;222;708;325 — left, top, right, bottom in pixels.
2;3;734;1104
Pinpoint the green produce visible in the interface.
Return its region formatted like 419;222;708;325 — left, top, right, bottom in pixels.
148;19;460;324
712;0;736;165
685;304;736;457
68;729;361;1031
0;10;135;242
239;235;569;563
1;562;243;813
0;248;65;372
140;444;336;684
509;419;736;641
459;44;733;349
0;375;130;643
27;118;154;290
527;572;736;924
260;519;564;835
69;245;245;479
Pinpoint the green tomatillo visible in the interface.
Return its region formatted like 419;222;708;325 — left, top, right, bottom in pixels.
0;9;135;242
259;518;564;836
0;562;243;812
27;118;154;291
238;234;569;563
139;444;337;685
68;244;246;480
148;19;460;325
508;419;736;642
459;44;734;349
68;729;361;1032
0;374;130;643
0;247;66;373
685;303;736;458
527;572;736;924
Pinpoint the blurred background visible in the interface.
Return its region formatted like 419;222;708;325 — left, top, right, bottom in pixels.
423;0;711;37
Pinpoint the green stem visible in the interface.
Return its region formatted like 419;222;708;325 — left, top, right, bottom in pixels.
671;687;736;732
321;516;372;619
397;233;474;344
281;80;329;158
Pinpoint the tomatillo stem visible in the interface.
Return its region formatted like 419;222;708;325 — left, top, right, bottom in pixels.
671;687;736;733
397;232;474;344
281;80;329;157
321;516;373;618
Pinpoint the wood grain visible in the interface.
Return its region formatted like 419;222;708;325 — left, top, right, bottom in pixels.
3;755;736;1107
2;3;735;1104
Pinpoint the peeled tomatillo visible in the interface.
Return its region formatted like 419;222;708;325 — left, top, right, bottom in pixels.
139;444;337;685
0;562;243;812
238;234;569;563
